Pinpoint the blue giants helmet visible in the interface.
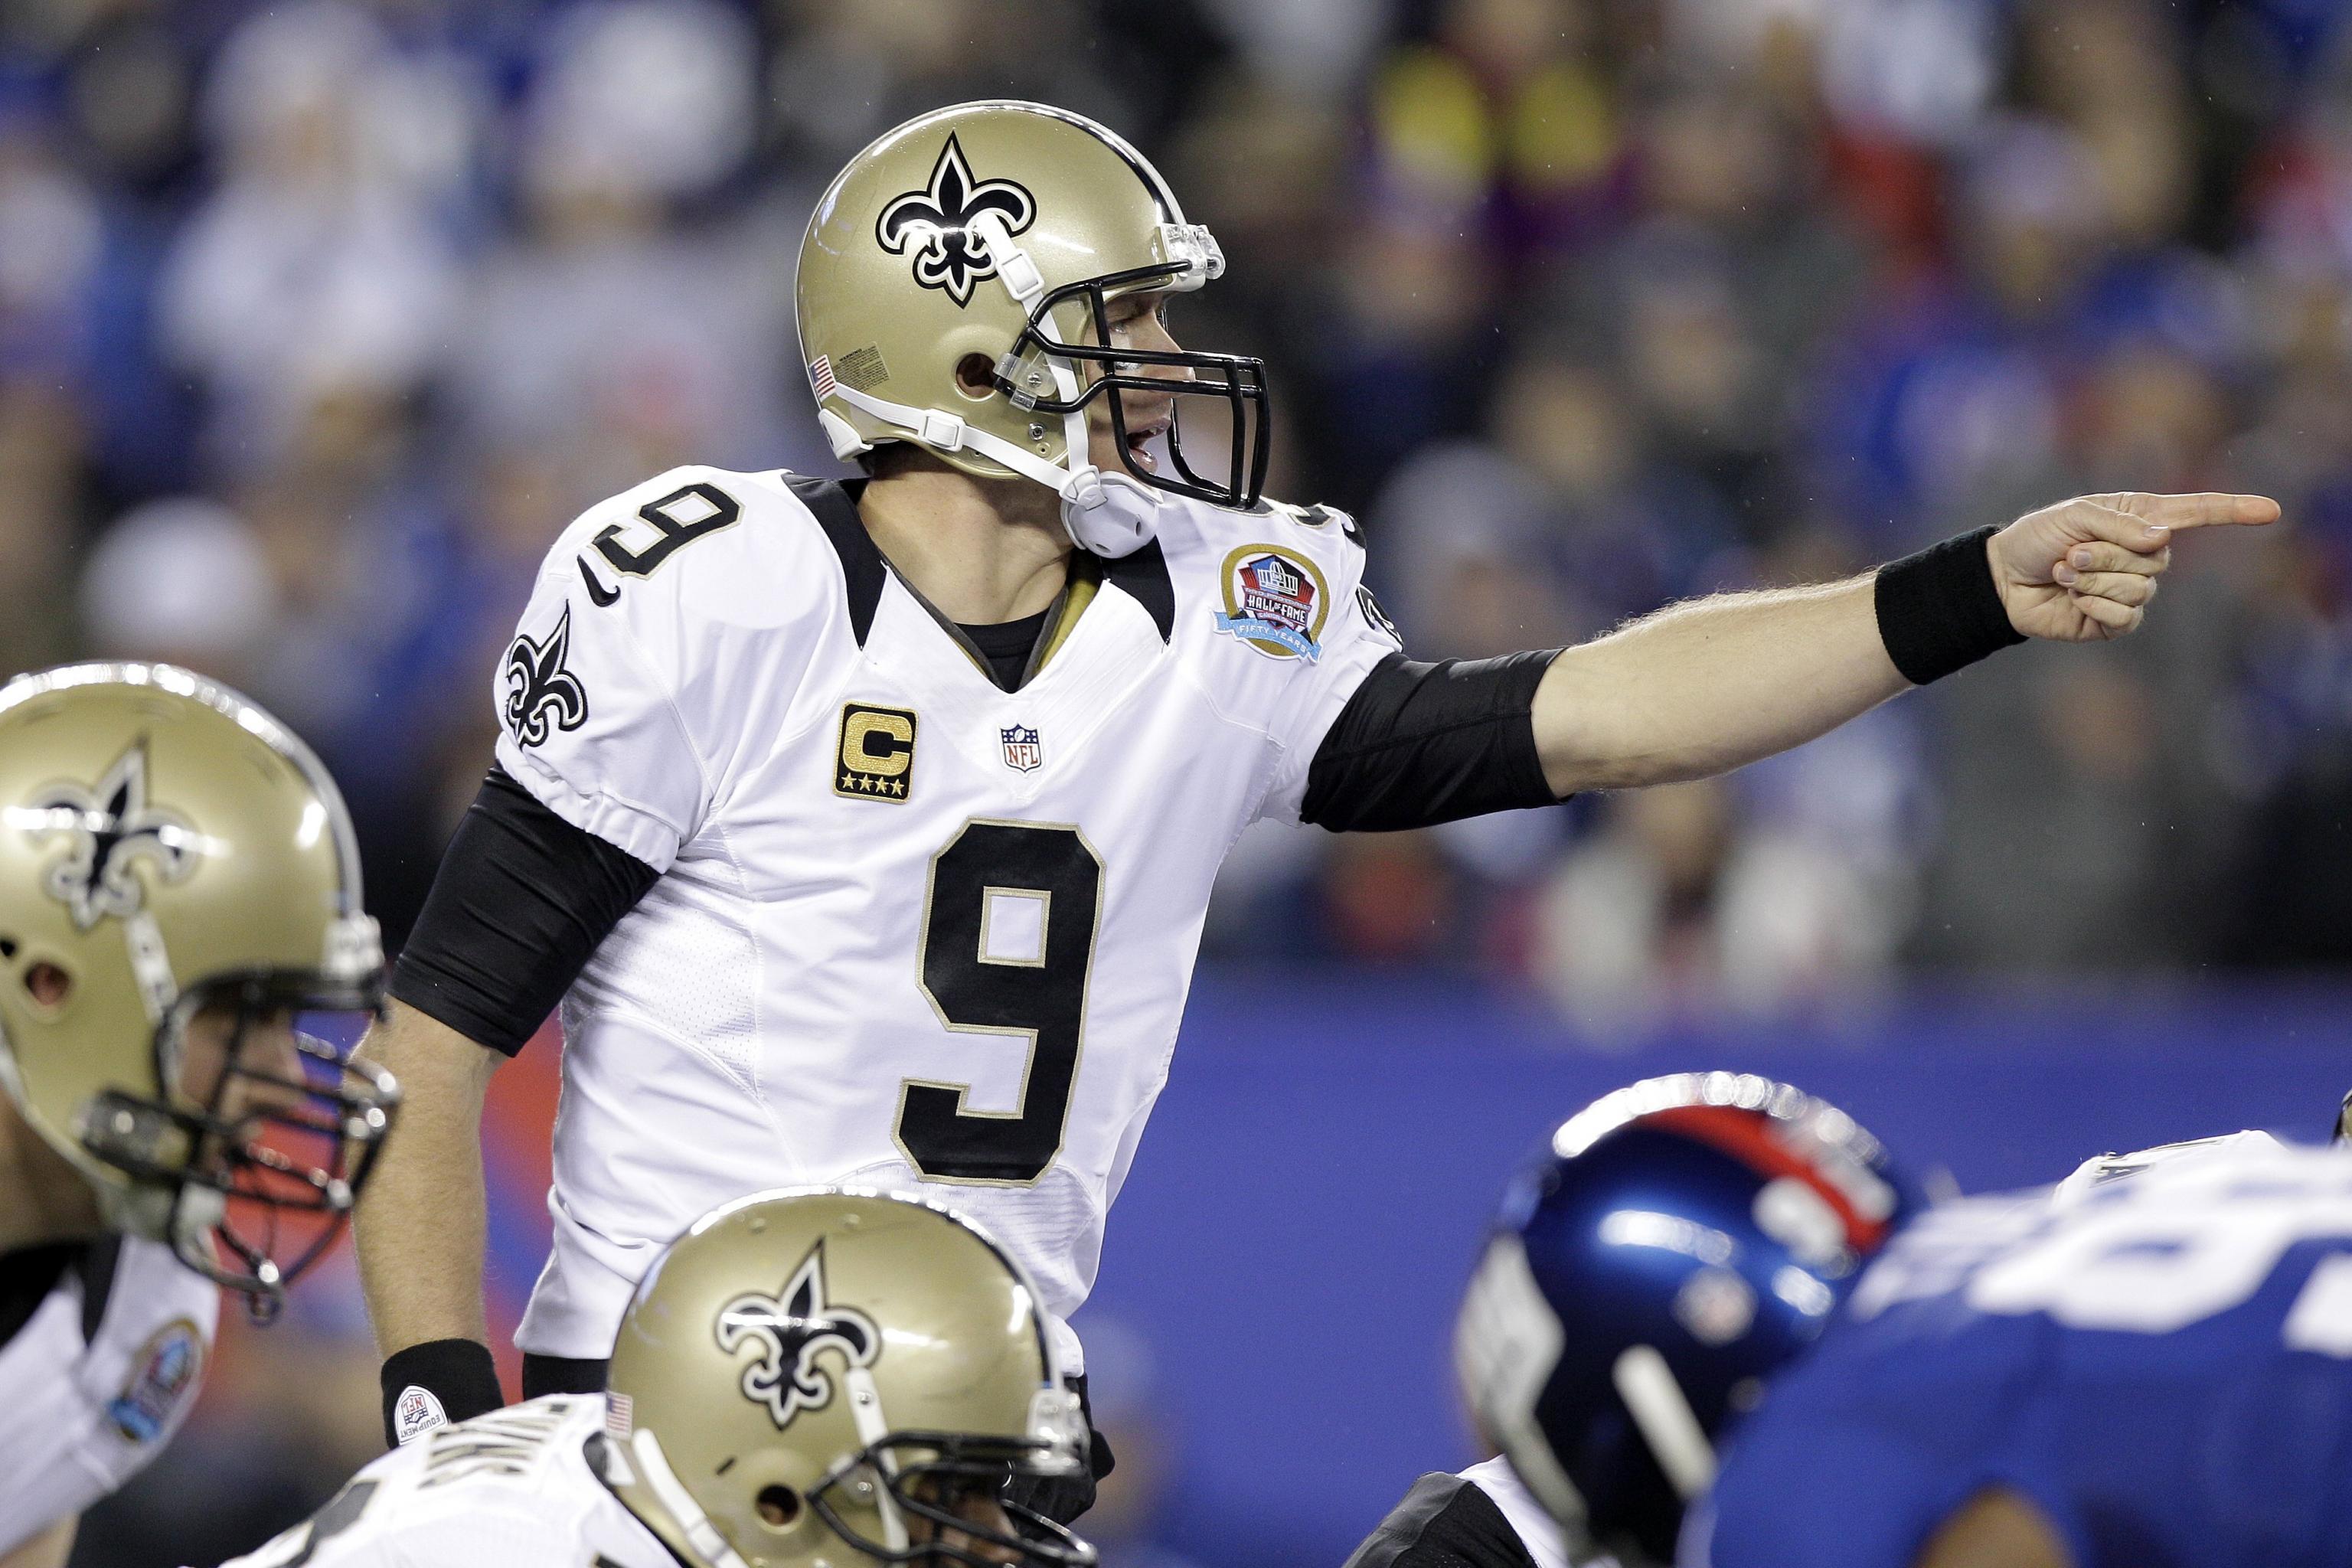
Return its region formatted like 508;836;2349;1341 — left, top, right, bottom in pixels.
1455;1073;1919;1564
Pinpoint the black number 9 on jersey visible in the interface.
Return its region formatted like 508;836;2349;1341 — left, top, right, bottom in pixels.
900;820;1102;1184
593;482;741;577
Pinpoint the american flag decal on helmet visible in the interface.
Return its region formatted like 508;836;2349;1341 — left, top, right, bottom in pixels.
809;355;837;400
605;1390;634;1437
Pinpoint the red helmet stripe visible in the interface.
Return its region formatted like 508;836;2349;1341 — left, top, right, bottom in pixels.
1642;1104;1889;1250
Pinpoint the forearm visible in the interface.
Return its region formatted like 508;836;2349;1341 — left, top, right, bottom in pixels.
1534;573;1906;795
352;999;499;1355
0;1517;75;1568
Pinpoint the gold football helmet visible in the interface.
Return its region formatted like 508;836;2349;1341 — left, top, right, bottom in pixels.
797;99;1267;511
0;663;397;1308
601;1189;1096;1568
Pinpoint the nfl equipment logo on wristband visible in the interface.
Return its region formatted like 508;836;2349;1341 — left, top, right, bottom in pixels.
394;1384;449;1445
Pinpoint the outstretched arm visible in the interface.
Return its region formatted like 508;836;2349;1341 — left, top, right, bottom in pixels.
1531;491;2277;798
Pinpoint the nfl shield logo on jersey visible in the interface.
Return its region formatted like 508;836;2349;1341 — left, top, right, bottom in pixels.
1001;724;1043;773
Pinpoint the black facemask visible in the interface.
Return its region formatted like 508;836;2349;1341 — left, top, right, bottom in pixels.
79;969;397;1319
808;1432;1099;1568
994;263;1270;511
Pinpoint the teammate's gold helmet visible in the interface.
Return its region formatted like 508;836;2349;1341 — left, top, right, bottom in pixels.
798;100;1267;512
0;664;397;1309
601;1189;1096;1568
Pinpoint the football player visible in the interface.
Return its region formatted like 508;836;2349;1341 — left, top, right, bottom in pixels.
220;1189;1095;1568
0;664;398;1568
1344;1073;1918;1568
1686;1134;2352;1568
353;96;2275;1505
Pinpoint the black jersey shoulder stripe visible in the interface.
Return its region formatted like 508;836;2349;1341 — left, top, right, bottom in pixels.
783;472;887;647
1343;1472;1544;1568
786;468;1174;649
0;1244;76;1354
1098;536;1174;642
75;1233;122;1344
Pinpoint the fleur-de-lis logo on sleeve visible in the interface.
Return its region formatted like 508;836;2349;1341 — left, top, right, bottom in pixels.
876;134;1037;307
503;606;590;748
714;1242;881;1430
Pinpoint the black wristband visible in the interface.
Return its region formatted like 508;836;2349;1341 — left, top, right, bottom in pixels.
381;1338;504;1447
1874;524;2026;685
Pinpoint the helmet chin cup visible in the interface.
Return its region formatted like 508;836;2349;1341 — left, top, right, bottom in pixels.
818;408;872;461
1060;469;1165;558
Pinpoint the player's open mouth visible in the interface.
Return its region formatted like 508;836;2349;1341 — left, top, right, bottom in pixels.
1124;416;1171;472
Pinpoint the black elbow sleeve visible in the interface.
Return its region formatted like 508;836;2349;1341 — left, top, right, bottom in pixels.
1302;649;1563;831
390;766;658;1055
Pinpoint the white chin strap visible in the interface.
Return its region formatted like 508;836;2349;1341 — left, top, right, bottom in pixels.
87;910;190;1250
818;207;1206;558
824;381;1161;557
630;1429;755;1568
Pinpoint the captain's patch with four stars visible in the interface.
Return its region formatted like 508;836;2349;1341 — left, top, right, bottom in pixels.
835;703;918;802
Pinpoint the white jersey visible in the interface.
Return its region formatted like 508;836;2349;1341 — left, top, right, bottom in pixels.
0;1235;217;1554
495;466;1396;1365
220;1396;667;1567
1459;1457;1577;1568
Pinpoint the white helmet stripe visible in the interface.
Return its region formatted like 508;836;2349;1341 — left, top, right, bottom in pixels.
844;1366;912;1553
1612;1344;1718;1501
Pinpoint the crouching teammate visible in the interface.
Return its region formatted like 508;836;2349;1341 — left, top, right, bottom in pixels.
220;1191;1095;1568
0;665;398;1568
1344;1073;1918;1568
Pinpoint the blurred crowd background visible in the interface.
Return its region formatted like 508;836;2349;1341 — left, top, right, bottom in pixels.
8;0;2352;1563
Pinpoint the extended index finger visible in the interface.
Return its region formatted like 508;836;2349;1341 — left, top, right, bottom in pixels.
2112;492;2282;531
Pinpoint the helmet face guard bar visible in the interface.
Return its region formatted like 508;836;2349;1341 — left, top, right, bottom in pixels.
994;263;1270;511
80;969;397;1316
808;1432;1098;1568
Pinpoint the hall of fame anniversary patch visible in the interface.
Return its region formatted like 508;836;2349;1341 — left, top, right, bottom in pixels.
1213;544;1331;662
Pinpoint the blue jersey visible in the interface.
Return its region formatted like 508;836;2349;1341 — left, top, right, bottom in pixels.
1685;1141;2352;1568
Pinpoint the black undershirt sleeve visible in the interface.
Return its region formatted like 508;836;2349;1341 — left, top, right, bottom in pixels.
1302;649;1564;831
390;765;660;1056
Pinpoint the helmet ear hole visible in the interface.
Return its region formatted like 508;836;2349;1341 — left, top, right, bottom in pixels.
23;960;71;1010
754;1485;802;1529
953;352;999;399
0;936;15;959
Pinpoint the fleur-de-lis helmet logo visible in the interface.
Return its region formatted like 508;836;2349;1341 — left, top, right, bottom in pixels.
714;1240;881;1430
876;134;1038;307
24;741;198;931
503;606;590;749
